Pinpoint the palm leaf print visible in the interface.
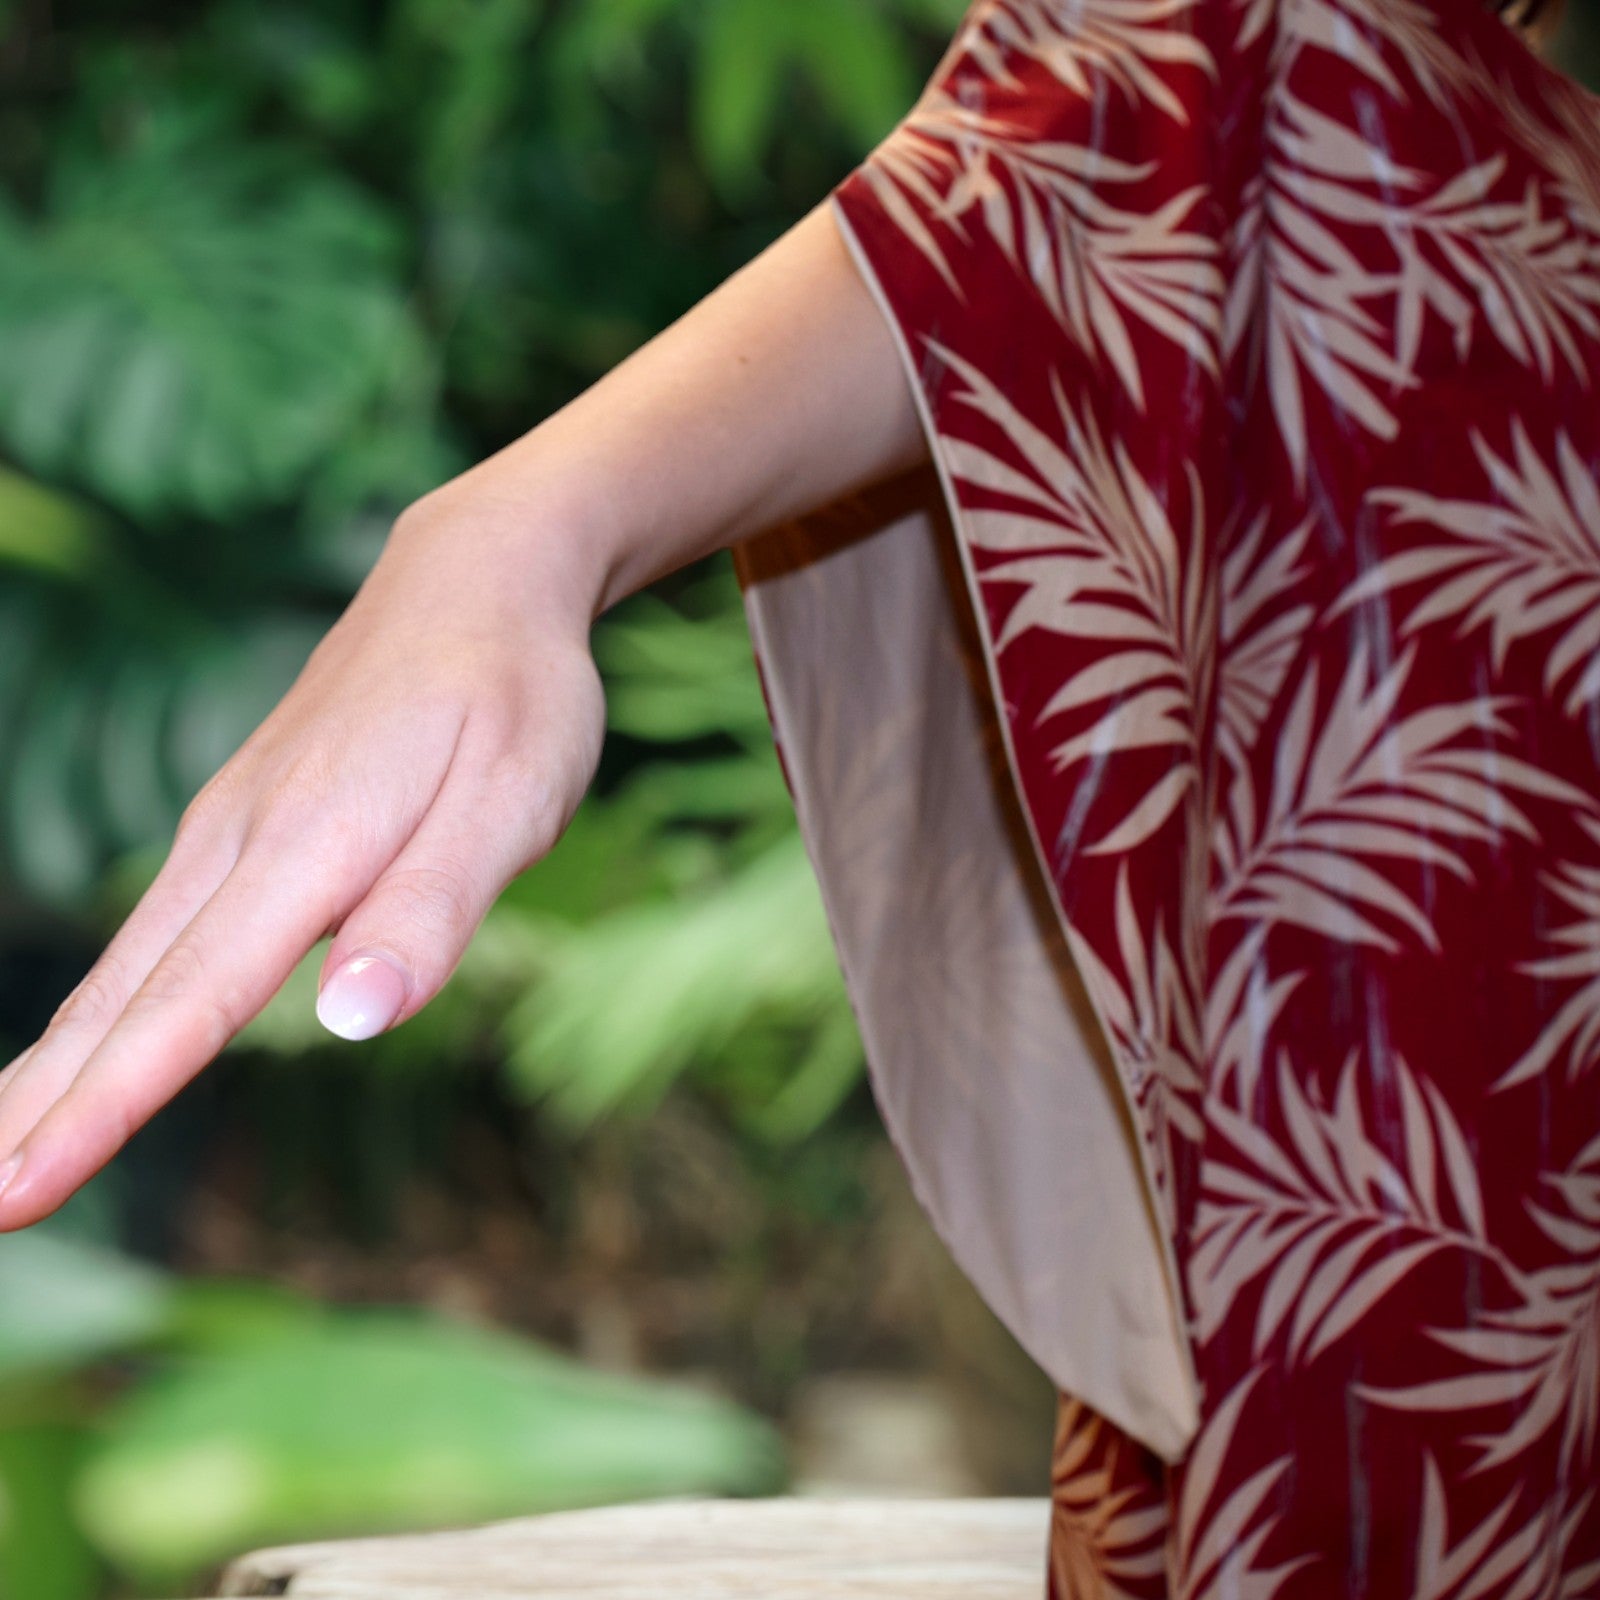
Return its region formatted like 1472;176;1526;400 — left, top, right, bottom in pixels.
1551;1492;1600;1599
1334;422;1600;721
1356;1130;1600;1481
1411;1452;1595;1600
848;1;1225;408
1334;0;1501;113
1192;1046;1501;1359
1217;502;1317;777
1228;0;1275;51
1220;169;1265;363
1253;87;1423;486
1065;864;1205;1214
1209;636;1592;956
1202;492;1317;1109
1496;812;1600;1092
856;92;1223;407
1049;1395;1169;1599
1396;157;1600;384
1203;923;1305;1108
1169;1365;1314;1599
1235;2;1600;485
1487;61;1600;267
842;118;976;301
1287;143;1600;386
913;338;1214;855
966;0;1216;125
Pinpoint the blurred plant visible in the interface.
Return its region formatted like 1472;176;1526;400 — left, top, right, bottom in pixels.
0;109;426;521
0;1226;786;1597
0;0;962;902
0;3;971;1596
496;568;866;1144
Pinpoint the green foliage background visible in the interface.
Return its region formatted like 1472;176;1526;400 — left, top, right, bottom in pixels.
0;1;969;1594
0;2;1593;1595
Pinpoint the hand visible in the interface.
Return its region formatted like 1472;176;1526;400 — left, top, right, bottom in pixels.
0;194;926;1232
0;497;608;1231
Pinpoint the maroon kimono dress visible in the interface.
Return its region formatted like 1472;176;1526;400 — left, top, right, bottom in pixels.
732;0;1600;1592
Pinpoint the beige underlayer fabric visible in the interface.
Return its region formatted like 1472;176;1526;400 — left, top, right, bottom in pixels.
741;0;1600;1582
732;458;1199;1463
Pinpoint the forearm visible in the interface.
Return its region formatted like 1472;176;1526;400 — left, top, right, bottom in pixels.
393;197;927;624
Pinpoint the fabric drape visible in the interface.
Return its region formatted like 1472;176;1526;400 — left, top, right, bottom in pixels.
733;0;1600;1590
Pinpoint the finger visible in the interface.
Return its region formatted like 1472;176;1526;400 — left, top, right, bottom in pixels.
0;821;240;1149
313;777;558;1042
0;831;358;1231
0;1042;40;1101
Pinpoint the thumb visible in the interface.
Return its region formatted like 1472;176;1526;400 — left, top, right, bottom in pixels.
313;791;549;1041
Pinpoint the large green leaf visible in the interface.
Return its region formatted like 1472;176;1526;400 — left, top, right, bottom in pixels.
0;467;106;581
0;114;420;520
75;1307;788;1587
0;1230;174;1382
0;1423;102;1600
393;0;549;196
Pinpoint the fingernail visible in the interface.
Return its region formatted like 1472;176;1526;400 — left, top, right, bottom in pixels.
316;953;408;1041
0;1148;25;1204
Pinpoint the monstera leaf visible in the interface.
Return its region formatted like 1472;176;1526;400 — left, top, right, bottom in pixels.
0;112;421;521
0;574;327;907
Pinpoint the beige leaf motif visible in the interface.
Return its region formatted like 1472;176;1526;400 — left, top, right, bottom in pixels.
908;337;1214;859
846;0;1225;410
1210;635;1593;957
1065;864;1205;1221
1338;421;1600;721
1049;1394;1169;1599
1168;1365;1314;1599
1496;811;1600;1093
966;0;1218;124
1409;1450;1596;1600
1355;1128;1600;1484
1192;1046;1504;1360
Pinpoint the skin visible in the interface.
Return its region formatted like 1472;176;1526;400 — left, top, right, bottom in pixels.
0;195;929;1231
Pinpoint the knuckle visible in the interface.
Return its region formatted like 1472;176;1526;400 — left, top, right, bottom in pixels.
133;940;208;1009
383;862;476;940
247;753;383;870
233;807;371;927
522;779;569;849
131;943;238;1050
480;743;571;839
480;754;550;827
249;793;356;873
50;960;128;1035
248;794;335;859
178;769;241;840
257;763;334;832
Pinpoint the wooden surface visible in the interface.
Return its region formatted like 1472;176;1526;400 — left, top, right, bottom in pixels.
204;1495;1052;1599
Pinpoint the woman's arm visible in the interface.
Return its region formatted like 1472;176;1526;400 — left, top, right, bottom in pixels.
0;197;927;1230
391;196;928;624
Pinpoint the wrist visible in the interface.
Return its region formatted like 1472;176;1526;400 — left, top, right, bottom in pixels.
389;466;617;640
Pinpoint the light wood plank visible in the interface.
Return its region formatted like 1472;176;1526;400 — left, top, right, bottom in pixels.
213;1495;1052;1598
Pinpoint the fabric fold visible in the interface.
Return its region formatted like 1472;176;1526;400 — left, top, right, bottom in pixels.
735;0;1600;1586
732;457;1200;1460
